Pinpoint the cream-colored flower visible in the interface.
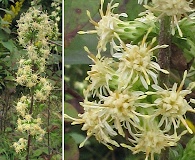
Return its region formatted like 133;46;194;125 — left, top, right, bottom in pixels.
65;107;119;150
98;90;149;137
121;120;185;160
113;30;168;89
16;101;28;117
147;71;195;134
151;0;193;16
145;0;194;37
34;78;52;101
65;88;151;150
25;114;32;122
78;0;127;53
13;138;27;153
84;47;117;96
135;10;157;25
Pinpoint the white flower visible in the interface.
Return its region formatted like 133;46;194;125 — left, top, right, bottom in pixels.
147;70;195;134
13;138;28;153
84;47;116;97
78;0;127;53
121;120;185;160
98;90;149;137
145;0;194;37
135;10;157;25
65;107;119;150
113;29;169;89
65;88;151;149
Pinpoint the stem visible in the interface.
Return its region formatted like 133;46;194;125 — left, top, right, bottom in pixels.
47;96;51;158
26;90;34;160
158;16;171;87
158;16;171;159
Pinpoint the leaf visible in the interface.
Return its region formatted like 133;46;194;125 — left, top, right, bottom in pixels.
65;0;100;47
51;154;62;160
4;76;14;81
180;135;195;160
65;134;79;160
64;0;101;64
168;143;184;160
70;132;90;145
65;34;97;64
123;0;145;20
1;40;16;52
32;149;43;157
64;102;78;122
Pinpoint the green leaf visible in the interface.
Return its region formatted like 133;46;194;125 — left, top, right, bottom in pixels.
65;0;100;64
65;0;100;37
64;102;78;122
4;76;14;81
70;132;90;145
51;154;62;160
32;149;43;157
180;136;195;160
65;134;79;160
168;143;184;160
65;34;97;64
1;40;16;52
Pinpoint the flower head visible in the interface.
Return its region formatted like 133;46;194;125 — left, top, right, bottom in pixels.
145;0;194;37
84;47;116;97
78;0;127;53
121;120;185;160
65;88;150;149
147;71;195;133
113;29;168;89
65;107;120;150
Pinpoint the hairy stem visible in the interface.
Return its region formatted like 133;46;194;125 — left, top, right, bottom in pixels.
158;16;171;87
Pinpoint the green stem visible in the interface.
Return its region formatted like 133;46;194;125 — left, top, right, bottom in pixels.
158;16;171;87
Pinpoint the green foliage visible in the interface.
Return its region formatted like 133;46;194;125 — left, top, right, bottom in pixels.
179;136;195;160
65;134;79;160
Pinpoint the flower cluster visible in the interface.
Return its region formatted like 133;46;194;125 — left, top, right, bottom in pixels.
17;115;45;140
16;59;38;87
16;96;31;117
14;5;57;154
35;78;53;101
13;138;27;153
17;6;57;66
65;0;195;160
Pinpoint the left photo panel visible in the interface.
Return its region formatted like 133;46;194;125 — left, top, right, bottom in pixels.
0;0;62;159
